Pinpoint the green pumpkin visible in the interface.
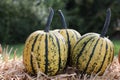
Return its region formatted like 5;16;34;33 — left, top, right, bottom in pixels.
71;8;114;76
23;8;68;76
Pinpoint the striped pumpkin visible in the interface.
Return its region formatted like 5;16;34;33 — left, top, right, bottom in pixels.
71;8;114;75
23;8;68;76
54;10;81;66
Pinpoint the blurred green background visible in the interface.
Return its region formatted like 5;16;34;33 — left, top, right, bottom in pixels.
0;0;120;55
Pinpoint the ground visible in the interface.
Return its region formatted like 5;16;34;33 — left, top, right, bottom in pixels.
0;55;120;80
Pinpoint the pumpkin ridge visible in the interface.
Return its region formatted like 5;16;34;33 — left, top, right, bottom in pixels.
100;40;114;74
96;40;108;74
36;35;43;69
23;34;36;74
30;34;40;74
97;40;112;75
82;38;100;74
66;30;71;53
72;30;79;40
109;41;114;62
72;34;94;51
85;38;105;74
96;38;103;56
73;33;98;51
105;40;112;63
53;34;61;73
66;30;71;65
76;36;96;68
108;45;112;63
45;34;48;74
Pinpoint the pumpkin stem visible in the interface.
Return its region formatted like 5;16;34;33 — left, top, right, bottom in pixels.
100;8;111;37
44;8;54;32
58;10;67;29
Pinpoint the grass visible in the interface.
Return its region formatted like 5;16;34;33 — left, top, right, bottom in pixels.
2;44;24;58
112;40;120;55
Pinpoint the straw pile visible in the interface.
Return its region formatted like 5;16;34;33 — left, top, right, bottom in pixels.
0;47;120;80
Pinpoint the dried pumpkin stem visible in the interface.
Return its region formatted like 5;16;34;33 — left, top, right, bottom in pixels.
100;8;111;37
58;10;67;29
44;8;54;32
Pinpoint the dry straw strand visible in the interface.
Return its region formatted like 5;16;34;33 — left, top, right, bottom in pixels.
0;46;120;80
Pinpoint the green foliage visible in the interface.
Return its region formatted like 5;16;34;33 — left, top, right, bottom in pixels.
0;0;119;44
0;0;45;43
65;0;120;36
2;44;24;57
112;40;120;55
0;0;66;44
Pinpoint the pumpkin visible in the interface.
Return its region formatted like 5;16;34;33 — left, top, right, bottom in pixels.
71;8;114;76
54;10;81;66
23;8;68;76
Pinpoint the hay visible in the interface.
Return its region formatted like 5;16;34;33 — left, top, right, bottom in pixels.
0;47;120;80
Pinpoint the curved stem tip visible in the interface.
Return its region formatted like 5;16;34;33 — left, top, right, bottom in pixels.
100;8;111;37
44;8;54;32
58;10;67;29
